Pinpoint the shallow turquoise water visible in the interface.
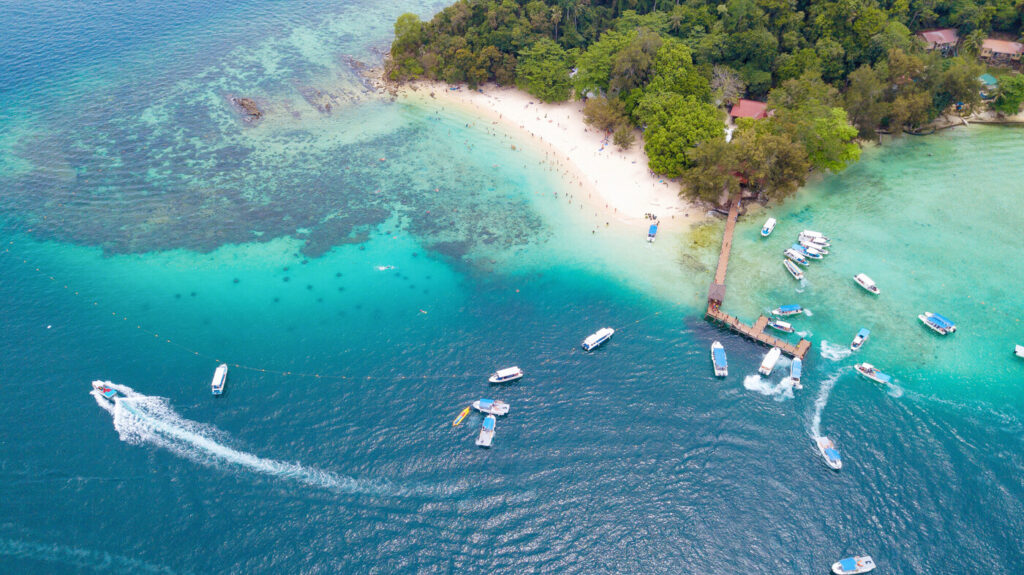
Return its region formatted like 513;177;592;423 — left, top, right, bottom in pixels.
1;1;1023;573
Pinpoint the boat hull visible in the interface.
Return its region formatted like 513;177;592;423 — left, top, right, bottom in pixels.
211;364;228;396
582;328;615;351
768;321;794;333
784;259;804;280
816;437;842;470
832;556;875;574
472;400;510;416
711;342;728;377
758;348;782;376
918;314;951;335
854;363;891;385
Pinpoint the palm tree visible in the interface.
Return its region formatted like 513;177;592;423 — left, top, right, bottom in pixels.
961;29;986;57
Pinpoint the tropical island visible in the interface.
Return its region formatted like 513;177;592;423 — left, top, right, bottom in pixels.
385;0;1024;206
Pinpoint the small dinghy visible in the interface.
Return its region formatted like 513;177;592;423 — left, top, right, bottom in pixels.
850;328;870;351
761;217;777;237
711;341;728;377
489;366;524;383
647;222;658;242
768;319;795;333
854;362;891;385
1016;345;1024;358
783;249;809;266
211;363;228;396
759;347;782;376
919;312;956;335
475;414;496;448
452;406;471;427
791;244;823;259
816;436;842;470
772;304;804;317
582;327;614;351
832;555;875;574
472;398;510;416
91;381;119;403
853;273;880;295
790;357;803;389
784;258;804;280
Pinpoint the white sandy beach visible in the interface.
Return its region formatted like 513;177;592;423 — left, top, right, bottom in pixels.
391;82;702;233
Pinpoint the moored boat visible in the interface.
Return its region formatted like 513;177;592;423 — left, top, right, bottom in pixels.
582;327;615;351
854;362;891;385
790;357;803;388
791;244;823;259
472;398;510;416
772;304;804;317
475;414;496;448
800;242;828;256
801;230;829;241
759;347;782;376
211;363;228;396
711;341;728;377
488;366;524;383
783;249;809;266
1016;345;1024;358
798;234;831;248
647;223;658;242
91;380;119;403
761;217;777;237
768;319;794;333
853;273;880;295
784;258;804;280
919;311;956;335
452;406;471;427
850;328;870;351
815;436;842;470
832;556;875;574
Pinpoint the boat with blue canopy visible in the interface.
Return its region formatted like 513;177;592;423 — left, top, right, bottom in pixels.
475;414;496;448
784;248;809;266
832;555;875;574
711;341;727;377
816;436;842;470
854;362;891;385
850;328;870;351
919;311;956;335
772;304;803;317
790;357;803;388
472;398;510;416
647;223;658;242
761;217;776;237
91;381;120;403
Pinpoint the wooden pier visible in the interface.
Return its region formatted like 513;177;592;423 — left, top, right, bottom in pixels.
705;195;811;360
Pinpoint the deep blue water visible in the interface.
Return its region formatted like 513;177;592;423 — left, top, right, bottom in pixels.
1;1;1023;573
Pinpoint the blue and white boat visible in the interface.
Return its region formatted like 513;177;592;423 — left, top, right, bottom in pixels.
791;244;823;259
772;304;804;317
711;341;728;377
768;319;794;333
850;328;870;351
211;363;228;396
854;362;891;385
761;217;777;237
816;436;842;470
473;398;510;416
91;381;119;403
488;366;524;383
919;312;956;335
759;347;782;376
475;414;496;448
799;238;830;253
647;223;658;242
784;258;804;280
853;273;880;295
790;357;803;388
783;249;809;266
582;327;614;351
832;555;875;574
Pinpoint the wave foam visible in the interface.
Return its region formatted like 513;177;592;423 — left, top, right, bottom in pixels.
743;374;794;401
819;340;852;361
810;372;841;438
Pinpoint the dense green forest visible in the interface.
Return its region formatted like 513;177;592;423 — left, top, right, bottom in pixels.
388;0;1023;201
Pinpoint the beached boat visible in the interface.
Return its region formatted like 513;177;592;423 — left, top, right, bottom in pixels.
790;357;803;389
211;363;228;396
784;258;804;280
791;244;823;259
816;436;842;470
761;217;777;237
768;319;795;333
759;347;782;376
854;362;892;385
488;366;524;383
91;381;119;403
711;341;728;377
783;249;809;266
772;304;804;317
472;398;510;416
475;414;496;448
582;327;615;351
853;273;880;295
452;406;471;427
647;223;658;242
1016;345;1024;358
919;312;956;335
832;556;875;574
850;328;870;351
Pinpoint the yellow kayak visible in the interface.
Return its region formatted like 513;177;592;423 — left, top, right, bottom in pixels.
452;406;471;427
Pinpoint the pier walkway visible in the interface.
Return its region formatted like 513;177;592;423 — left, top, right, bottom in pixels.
705;195;810;360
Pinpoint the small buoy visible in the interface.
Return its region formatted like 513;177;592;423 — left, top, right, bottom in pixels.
46;325;52;329
419;309;428;314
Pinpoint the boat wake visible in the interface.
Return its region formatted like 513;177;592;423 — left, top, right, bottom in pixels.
809;371;841;438
803;308;814;317
0;536;185;575
90;382;407;497
743;374;794;401
819;340;852;361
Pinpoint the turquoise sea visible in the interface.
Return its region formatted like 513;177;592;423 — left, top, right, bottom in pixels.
1;1;1023;572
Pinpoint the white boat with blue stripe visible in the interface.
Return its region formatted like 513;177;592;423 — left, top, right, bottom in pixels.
854;362;891;385
791;244;822;259
850;328;870;351
647;222;658;242
832;555;875;574
761;217;776;237
784;258;804;280
784;248;809;266
790;357;803;388
772;304;803;317
919;312;956;335
816;436;842;470
211;363;228;396
711;341;727;377
488;366;524;383
473;398;510;415
582;327;614;351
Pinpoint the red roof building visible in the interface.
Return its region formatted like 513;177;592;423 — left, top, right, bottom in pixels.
980;38;1024;61
729;99;769;120
918;29;959;52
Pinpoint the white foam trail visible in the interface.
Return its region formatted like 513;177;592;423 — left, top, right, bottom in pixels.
0;536;184;574
810;372;841;438
819;340;852;361
886;383;904;398
803;308;814;317
796;330;813;338
743;374;794;401
90;382;401;497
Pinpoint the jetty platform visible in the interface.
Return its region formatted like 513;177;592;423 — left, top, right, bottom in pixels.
705;195;810;360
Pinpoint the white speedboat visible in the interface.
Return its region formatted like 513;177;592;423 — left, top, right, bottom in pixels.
784;258;804;280
854;362;891;385
759;347;782;376
711;341;728;377
91;380;119;403
832;556;875;574
772;304;803;317
1016;344;1024;358
783;249;809;266
801;230;829;241
475;414;496;448
791;244;823;259
488;366;524;383
790;357;803;389
472;398;510;416
798;234;831;248
800;242;829;256
761;217;777;237
582;327;614;351
850;328;870;351
919;312;956;335
816;436;842;470
853;273;880;295
768;319;794;333
211;363;228;396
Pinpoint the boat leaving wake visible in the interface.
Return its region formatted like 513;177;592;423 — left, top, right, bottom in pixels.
743;374;794;401
809;372;840;438
819;340;852;361
90;382;406;497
